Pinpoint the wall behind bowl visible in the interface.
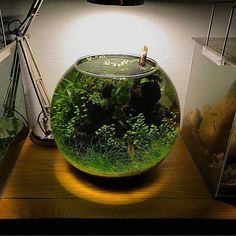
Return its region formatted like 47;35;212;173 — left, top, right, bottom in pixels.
1;0;229;126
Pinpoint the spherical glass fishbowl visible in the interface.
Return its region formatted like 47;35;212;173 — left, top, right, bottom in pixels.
51;54;180;177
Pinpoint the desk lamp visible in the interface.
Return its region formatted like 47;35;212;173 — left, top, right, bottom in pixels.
5;0;52;146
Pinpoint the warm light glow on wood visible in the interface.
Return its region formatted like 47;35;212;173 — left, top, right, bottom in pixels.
54;157;170;205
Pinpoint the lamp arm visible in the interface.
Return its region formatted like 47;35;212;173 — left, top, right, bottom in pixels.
17;36;51;122
3;46;21;118
17;0;44;36
2;0;54;145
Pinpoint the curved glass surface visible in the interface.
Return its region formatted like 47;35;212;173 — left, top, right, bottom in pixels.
51;54;180;177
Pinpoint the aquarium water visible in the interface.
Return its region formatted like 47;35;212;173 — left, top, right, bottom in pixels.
51;54;180;177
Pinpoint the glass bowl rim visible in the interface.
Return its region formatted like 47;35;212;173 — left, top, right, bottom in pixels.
74;54;158;79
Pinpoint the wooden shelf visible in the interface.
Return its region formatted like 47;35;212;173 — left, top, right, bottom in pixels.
194;37;236;68
1;134;236;233
0;42;15;63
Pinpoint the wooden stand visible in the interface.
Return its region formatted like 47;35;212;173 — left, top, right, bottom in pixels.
1;134;236;233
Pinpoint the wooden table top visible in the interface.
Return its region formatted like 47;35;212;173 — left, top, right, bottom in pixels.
1;134;236;220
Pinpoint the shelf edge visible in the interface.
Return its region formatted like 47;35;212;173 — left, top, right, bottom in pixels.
0;42;15;63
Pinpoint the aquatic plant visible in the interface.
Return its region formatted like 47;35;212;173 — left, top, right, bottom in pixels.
89;91;108;107
95;124;125;150
0;117;24;161
111;79;132;105
124;113;157;149
0;140;10;161
51;55;180;177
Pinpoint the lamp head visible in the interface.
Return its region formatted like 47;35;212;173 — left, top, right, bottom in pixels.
87;0;144;6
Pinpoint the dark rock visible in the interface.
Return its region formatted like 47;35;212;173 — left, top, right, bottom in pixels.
102;84;114;99
129;76;161;118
